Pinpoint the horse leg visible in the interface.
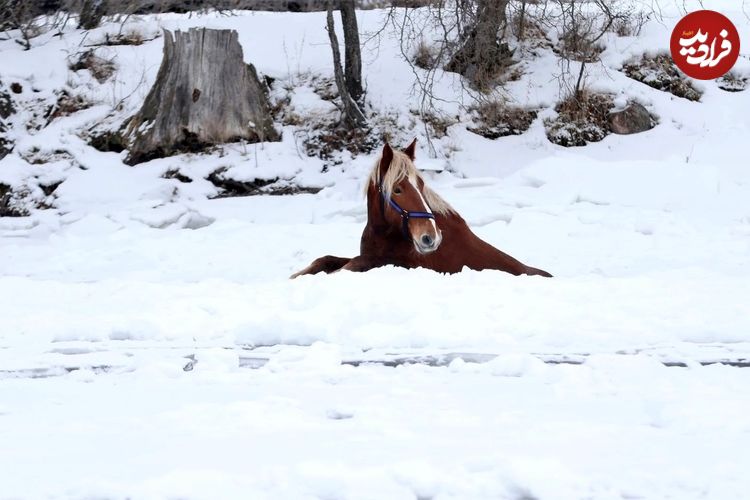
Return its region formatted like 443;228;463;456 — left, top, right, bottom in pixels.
523;265;553;278
340;255;397;273
471;238;553;278
290;255;351;279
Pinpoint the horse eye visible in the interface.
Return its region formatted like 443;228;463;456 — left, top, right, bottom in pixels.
393;187;402;195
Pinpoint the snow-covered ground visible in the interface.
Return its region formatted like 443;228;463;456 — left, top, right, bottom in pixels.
1;1;750;498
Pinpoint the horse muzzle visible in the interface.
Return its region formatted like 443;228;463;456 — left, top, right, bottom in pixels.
414;231;441;254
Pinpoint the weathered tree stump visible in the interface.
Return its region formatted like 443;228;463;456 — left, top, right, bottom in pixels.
125;28;279;165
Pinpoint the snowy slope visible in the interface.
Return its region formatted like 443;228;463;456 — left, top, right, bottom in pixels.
1;1;750;498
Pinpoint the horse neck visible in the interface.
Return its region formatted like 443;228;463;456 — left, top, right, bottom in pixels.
365;182;386;229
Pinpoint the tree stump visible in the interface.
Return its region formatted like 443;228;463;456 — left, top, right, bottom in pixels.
125;28;279;165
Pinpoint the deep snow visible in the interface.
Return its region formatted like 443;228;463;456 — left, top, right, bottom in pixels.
1;1;749;498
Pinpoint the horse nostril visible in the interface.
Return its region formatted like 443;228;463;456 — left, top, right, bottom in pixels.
421;234;434;247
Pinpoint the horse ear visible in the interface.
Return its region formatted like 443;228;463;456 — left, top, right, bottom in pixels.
379;142;394;175
403;138;417;160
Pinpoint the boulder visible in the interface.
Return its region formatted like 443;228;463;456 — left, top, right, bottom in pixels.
608;102;654;135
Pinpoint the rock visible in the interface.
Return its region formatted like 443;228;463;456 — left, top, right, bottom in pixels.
608;102;654;135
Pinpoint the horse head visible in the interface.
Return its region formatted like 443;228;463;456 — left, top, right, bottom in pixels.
371;140;442;254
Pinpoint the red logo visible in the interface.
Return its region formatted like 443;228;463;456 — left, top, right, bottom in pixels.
670;10;740;80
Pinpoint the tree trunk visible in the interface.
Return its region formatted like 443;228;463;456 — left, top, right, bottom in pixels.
326;1;366;130
339;0;363;103
78;0;106;30
124;28;279;165
445;0;512;88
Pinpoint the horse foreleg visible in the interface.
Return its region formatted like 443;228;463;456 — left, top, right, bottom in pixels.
290;255;351;279
341;255;403;273
523;265;553;278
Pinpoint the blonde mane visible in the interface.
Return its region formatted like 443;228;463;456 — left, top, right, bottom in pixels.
366;150;455;215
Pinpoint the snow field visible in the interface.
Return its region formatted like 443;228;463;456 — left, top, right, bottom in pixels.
1;1;750;498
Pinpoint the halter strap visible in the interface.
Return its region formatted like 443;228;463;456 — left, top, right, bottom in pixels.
376;177;435;238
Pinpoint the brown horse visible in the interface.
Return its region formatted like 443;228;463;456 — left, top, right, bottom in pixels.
291;140;552;278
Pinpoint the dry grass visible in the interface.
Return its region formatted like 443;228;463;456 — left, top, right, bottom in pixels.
622;54;702;102
301;118;381;165
20;147;75;165
611;10;647;37
556;32;604;63
413;40;439;70
417;110;457;139
102;29;146;46
88;129;127;153
0;184;30;217
545;91;614;147
467;100;537;139
70;50;117;83
717;71;748;93
206;168;321;197
510;16;552;54
0;129;12;160
0;88;14;119
45;90;93;123
310;75;338;102
299;109;408;167
163;169;193;183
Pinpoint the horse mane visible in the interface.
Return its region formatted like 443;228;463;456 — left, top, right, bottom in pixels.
366;150;455;215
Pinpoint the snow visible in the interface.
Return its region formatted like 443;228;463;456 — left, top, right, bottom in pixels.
1;1;750;498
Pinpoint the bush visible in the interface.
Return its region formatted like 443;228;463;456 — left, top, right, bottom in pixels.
45;90;93;123
413;40;439;70
717;71;748;93
545;91;614;147
467;100;537;139
0;184;30;217
622;54;702;101
69;50;116;83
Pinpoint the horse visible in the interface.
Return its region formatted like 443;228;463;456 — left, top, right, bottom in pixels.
291;140;552;278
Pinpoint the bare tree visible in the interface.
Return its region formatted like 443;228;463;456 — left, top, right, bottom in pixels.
340;0;363;102
444;0;512;89
78;0;106;29
325;0;366;129
381;1;514;152
545;0;629;101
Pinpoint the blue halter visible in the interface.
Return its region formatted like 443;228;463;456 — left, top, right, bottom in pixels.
377;179;435;238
